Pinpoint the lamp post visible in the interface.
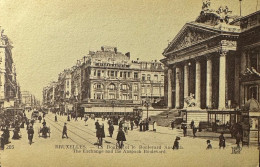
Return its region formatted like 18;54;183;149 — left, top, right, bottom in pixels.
144;101;149;121
112;100;115;116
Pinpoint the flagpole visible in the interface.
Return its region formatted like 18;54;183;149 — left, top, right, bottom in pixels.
239;0;242;16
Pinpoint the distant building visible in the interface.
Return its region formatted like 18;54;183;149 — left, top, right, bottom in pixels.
43;46;165;114
0;27;20;108
21;91;38;110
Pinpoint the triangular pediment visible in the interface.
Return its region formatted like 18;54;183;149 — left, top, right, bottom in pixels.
163;22;220;54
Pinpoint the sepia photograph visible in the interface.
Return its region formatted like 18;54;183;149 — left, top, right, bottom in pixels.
0;0;259;166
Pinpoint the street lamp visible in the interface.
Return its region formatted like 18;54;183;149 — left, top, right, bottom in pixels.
144;101;149;121
111;100;115;116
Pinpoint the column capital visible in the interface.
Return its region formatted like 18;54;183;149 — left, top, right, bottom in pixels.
218;49;228;56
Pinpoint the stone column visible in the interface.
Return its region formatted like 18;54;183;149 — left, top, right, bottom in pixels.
195;60;201;108
184;63;189;107
218;52;227;109
167;68;172;108
175;67;180;108
206;56;212;108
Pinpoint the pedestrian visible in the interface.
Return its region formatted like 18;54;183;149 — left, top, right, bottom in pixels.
192;126;197;137
146;121;149;131
67;115;70;121
97;124;105;148
55;114;57;122
219;132;225;149
108;123;114;137
172;136;180;150
153;121;157;132
130;121;134;131
116;127;126;149
142;121;146;131
38;115;42;123
206;140;212;149
3;126;10;144
139;121;143;131
181;123;187;137
236;132;242;147
12;126;21;140
0;134;4;150
95;120;100;130
191;120;194;129
42;119;46;126
62;123;68;139
27;125;34;145
171;120;174;130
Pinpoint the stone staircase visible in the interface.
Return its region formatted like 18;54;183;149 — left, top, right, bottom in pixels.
150;109;182;127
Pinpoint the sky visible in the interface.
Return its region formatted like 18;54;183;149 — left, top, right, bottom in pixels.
0;0;258;101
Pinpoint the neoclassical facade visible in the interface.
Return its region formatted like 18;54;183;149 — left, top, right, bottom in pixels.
161;3;260;124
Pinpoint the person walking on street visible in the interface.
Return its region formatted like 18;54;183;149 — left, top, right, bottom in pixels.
108;123;114;137
55;114;58;122
67;115;70;121
116;127;126;149
62;123;68;139
97;124;105;148
219;132;225;149
191;120;194;129
181;123;187;137
153;121;157;132
171;120;174;130
27;125;34;145
193;126;197;137
236;132;242;147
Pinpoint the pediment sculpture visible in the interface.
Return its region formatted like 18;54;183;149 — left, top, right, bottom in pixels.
172;28;214;51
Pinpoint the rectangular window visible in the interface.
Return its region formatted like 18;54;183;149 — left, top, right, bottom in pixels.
134;95;138;100
142;74;146;81
97;70;101;77
124;72;127;78
134;72;138;79
94;70;96;76
128;72;130;78
147;75;151;81
154;75;158;82
134;85;138;91
111;71;114;77
115;71;118;77
109;94;115;99
120;72;122;77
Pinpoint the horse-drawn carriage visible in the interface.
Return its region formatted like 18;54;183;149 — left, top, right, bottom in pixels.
38;126;51;138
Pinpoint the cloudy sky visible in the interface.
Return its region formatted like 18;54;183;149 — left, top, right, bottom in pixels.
0;0;258;100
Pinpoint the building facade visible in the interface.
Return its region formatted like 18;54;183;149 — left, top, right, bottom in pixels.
161;1;260;131
43;46;164;113
0;27;21;109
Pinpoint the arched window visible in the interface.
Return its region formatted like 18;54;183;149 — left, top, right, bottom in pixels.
109;83;116;90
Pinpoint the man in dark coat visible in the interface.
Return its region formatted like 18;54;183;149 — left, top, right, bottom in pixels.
3;127;10;144
181;124;187;137
236;132;242;147
108;124;114;137
97;124;105;148
116;128;126;149
172;136;180;150
219;132;225;149
171;121;175;130
27;126;34;145
139;121;143;131
62;123;68;138
55;114;58;122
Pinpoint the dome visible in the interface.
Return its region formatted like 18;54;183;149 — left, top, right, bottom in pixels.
244;98;260;112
